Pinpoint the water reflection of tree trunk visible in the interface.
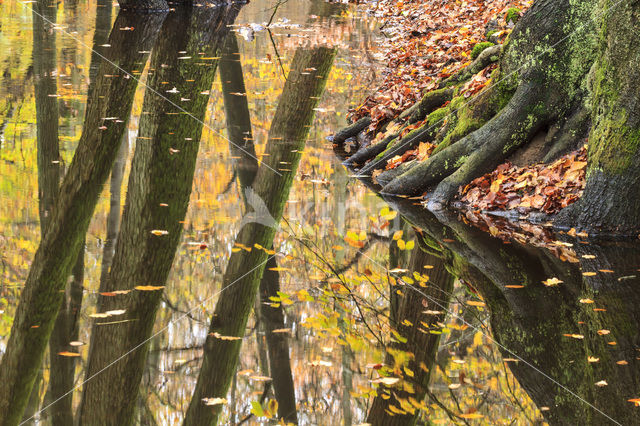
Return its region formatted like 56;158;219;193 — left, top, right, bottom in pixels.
23;0;60;421
367;230;454;425
45;2;117;420
219;33;257;190
0;12;165;424
78;6;238;425
259;257;298;423
220;31;298;424
385;199;640;425
184;46;337;426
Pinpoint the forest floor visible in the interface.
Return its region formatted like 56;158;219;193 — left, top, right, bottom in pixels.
339;0;589;221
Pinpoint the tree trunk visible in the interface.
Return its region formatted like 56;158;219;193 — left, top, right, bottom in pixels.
22;0;61;421
117;0;168;12
219;33;258;190
0;12;165;424
78;6;238;425
183;45;336;426
555;0;640;235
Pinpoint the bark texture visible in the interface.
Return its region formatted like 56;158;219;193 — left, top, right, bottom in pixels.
555;0;640;235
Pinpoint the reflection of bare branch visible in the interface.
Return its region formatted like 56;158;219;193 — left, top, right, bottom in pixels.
162;295;205;324
334;233;389;275
267;29;287;79
150;345;203;353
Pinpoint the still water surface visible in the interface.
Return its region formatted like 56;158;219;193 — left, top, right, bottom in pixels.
0;0;639;424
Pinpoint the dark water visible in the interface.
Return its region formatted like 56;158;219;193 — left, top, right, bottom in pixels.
0;0;638;424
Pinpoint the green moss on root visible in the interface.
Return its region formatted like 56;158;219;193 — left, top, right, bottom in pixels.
505;8;521;25
471;42;495;60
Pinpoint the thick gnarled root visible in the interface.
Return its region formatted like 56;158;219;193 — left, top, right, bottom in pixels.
381;83;548;208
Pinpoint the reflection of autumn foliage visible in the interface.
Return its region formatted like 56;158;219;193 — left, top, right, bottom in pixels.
275;18;358;50
350;0;531;131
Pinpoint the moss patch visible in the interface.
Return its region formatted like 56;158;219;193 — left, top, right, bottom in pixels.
471;42;495;60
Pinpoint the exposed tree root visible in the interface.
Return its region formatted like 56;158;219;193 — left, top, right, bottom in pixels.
407;87;454;124
438;44;502;89
343;131;398;167
542;104;590;163
359;129;427;176
382;83;547;204
331;116;371;145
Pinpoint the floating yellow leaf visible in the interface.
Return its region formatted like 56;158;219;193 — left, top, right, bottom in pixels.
563;333;584;339
309;360;333;367
58;351;80;357
372;377;400;386
543;277;563;287
202;397;227;406
249;375;272;382
459;413;484;419
209;332;242;340
135;285;165;291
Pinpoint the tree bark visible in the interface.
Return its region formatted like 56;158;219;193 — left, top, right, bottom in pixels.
555;0;640;235
0;12;165;424
183;45;337;426
219;33;258;190
22;0;61;421
259;256;298;424
78;6;238;425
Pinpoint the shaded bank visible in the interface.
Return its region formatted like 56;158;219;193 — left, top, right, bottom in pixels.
333;0;640;236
